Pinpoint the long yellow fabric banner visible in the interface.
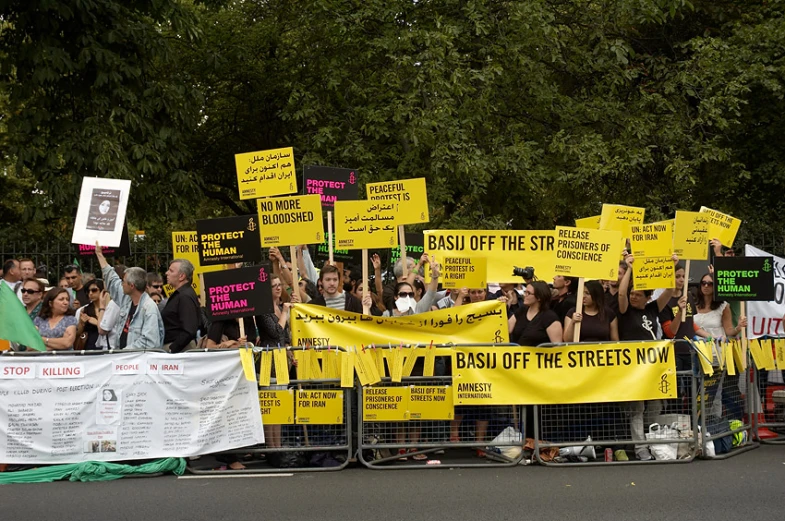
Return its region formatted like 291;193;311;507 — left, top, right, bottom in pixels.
290;301;509;348
452;341;676;405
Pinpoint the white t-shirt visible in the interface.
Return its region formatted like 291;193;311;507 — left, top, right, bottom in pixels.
97;301;121;349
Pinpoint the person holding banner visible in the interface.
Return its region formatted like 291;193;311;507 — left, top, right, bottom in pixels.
618;253;678;461
34;288;78;350
659;264;711;370
563;280;619;342
311;265;370;312
508;281;562;346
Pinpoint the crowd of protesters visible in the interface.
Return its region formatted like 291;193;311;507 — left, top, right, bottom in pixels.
0;236;754;462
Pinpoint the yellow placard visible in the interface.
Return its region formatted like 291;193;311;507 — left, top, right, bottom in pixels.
553;227;623;280
440;256;487;289
390;348;404;383
631;256;676;291
599;204;646;233
425;230;556;283
775;339;785;368
258;350;272;387
259;390;294;425
694;340;714;376
725;341;736;375
256;194;324;247
334;200;399;250
366;177;429;225
452;341;676;405
238;348;256;382
295;390;344;424
167;231;223;297
575;215;601;229
273;348;290;385
673;211;710;260
292;301;509;348
340;350;355;388
699;206;742;248
235;147;297;200
363;387;410;421
408;386;454;420
630;220;674;258
732;339;747;371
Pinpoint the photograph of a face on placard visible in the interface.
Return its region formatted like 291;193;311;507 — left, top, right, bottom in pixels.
71;177;132;248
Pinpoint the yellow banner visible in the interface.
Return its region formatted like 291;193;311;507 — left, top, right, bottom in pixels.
291;300;509;348
334;200;399;250
575;215;601;229
259;390;294;425
363;387;410;421
440;256;487;289
452;342;676;405
631;257;675;291
424;230;556;283
630;220;674;258
554;227;623;280
295;390;344;424
599;204;646;233
256;194;324;247
673;211;710;260
699;206;742;248
366;177;429;225
409;386;454;420
166;231;223;297
235;147;297;200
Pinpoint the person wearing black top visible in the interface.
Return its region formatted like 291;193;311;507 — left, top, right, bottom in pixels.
603;261;627;315
563;280;618;342
659;263;710;367
508;281;562;347
618;253;677;461
551;276;578;323
162;259;200;353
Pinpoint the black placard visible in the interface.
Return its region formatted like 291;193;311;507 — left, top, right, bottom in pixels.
196;215;262;266
389;232;425;267
77;222;131;257
303;166;359;210
713;256;775;301
203;264;274;320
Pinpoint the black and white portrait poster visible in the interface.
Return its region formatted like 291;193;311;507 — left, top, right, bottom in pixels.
71;177;132;248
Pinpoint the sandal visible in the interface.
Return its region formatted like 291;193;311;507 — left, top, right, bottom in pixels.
397;449;408;462
410;450;428;461
475;449;486;458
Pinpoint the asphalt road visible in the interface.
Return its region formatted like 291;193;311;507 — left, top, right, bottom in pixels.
1;446;783;521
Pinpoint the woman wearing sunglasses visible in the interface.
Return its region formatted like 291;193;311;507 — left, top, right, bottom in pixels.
75;279;105;350
693;273;747;340
21;278;45;319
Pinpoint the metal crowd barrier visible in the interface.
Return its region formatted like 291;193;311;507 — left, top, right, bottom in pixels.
184;346;353;474
357;344;527;469
749;337;785;445
533;340;698;466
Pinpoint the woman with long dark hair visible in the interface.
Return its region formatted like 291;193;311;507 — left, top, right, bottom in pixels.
75;279;105;350
693;273;747;340
563;280;619;342
508;281;562;346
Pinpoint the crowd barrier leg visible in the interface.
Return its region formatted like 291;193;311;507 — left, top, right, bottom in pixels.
533;371;698;466
356;377;526;470
697;367;759;459
750;364;785;445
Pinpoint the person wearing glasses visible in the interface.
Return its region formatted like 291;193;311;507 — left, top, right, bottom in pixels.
34;288;78;350
693;273;747;340
146;272;167;310
64;264;88;309
75;279;106;350
21;278;45;319
508;281;563;346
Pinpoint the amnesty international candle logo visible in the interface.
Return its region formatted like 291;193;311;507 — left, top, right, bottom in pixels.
659;373;670;395
203;265;274;320
763;259;772;273
258;267;268;283
349;171;356;184
247;217;257;232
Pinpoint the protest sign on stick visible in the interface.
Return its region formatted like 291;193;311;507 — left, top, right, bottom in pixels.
699;206;741;248
72;177;132;248
236;147;296;200
196;215;262;266
303;166;359;210
256;194;324;247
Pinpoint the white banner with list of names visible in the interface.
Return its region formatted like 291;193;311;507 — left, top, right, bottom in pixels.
0;350;264;464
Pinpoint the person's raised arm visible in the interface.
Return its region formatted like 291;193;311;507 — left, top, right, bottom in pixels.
371;254;384;298
415;256;440;313
96;243;123;303
655;255;680;312
618;254;633;315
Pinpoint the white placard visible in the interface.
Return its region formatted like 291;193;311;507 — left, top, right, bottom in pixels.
0;351;264;464
746;245;785;338
71;177;132;248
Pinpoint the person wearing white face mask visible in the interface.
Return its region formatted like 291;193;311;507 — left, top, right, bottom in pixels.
383;257;440;318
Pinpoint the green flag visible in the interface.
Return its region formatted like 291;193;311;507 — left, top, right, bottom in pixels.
0;283;46;352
